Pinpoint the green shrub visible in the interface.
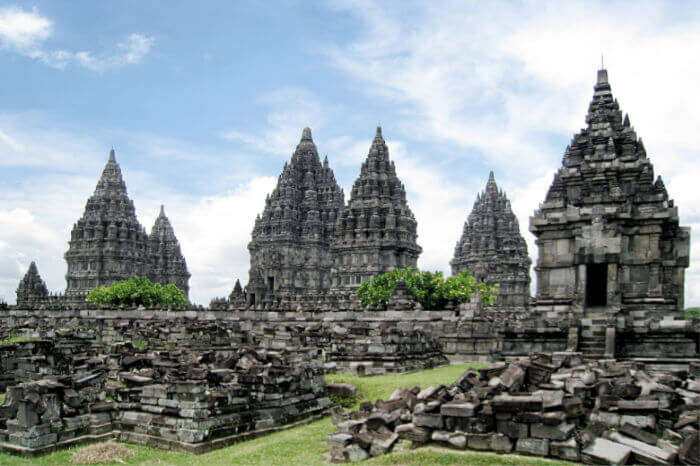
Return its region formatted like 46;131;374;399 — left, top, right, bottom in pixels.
356;268;498;310
686;307;700;320
86;277;188;308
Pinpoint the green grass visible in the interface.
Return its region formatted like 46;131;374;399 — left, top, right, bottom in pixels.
0;364;571;465
686;307;700;320
325;363;481;410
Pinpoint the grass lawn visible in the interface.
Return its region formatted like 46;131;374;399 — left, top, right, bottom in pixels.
0;364;573;465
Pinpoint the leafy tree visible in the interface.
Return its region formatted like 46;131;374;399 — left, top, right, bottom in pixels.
356;268;497;310
86;277;188;308
686;307;700;320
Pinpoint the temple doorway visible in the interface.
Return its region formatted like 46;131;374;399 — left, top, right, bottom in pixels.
586;263;608;307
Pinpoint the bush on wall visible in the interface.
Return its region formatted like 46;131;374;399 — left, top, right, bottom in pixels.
686;307;700;320
86;276;188;308
356;268;498;310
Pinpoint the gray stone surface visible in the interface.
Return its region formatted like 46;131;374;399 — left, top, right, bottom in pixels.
582;438;632;464
515;438;549;456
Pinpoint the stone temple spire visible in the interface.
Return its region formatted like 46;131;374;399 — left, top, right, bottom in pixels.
247;127;345;304
148;205;190;295
531;68;690;317
64;149;151;298
331;127;422;291
451;172;531;308
16;261;49;307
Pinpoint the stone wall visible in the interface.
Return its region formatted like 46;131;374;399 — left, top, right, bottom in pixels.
3;304;695;363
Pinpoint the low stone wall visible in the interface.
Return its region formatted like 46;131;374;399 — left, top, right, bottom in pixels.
1;306;697;363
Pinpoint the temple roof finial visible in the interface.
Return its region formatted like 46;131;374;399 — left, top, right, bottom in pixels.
488;170;495;182
375;125;383;139
159;204;165;217
301;127;312;141
108;148;116;162
597;68;608;86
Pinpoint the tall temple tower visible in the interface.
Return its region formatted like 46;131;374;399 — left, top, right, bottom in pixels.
530;69;690;320
247;127;345;304
330;127;422;291
148;205;191;296
451;172;531;308
64;149;190;299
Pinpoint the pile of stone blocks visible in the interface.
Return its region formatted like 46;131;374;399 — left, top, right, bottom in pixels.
327;353;699;464
327;324;448;376
0;331;332;456
112;344;332;452
0;331;101;390
0;362;113;452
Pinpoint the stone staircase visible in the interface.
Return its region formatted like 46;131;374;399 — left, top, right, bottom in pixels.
579;313;609;359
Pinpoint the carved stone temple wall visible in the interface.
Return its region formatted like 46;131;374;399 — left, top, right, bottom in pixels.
451;172;531;309
63;149;190;299
330;127;422;291
530;69;691;346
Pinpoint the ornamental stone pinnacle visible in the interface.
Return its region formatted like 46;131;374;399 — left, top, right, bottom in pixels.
246;127;345;305
530;68;690;325
330;126;422;291
451;171;531;308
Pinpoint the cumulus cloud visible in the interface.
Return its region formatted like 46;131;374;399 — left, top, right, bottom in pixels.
0;5;51;49
0;6;153;71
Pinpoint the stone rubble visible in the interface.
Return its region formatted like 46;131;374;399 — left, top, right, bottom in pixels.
327;353;699;464
0;331;331;455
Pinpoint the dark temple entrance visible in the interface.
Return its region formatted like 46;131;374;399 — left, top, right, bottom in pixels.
586;263;608;307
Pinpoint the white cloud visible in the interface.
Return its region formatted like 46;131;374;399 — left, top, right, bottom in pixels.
0;6;51;49
221;87;329;156
0;6;153;71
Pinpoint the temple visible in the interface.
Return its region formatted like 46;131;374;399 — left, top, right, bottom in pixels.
246;128;345;304
148;205;191;295
451;172;531;308
15;262;49;308
330;127;422;291
530;68;690;323
64;149;190;298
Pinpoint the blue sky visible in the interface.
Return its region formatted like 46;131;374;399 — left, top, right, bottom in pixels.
1;0;698;306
